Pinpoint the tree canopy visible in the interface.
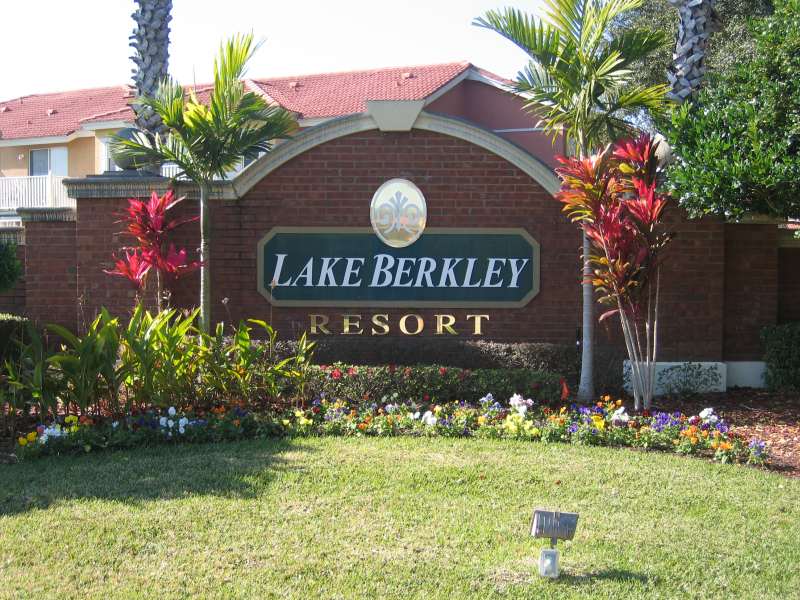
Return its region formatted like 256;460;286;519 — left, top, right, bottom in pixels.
661;0;800;220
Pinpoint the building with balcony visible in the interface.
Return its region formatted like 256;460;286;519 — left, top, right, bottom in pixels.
1;62;558;226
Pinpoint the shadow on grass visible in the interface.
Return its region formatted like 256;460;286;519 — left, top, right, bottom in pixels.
557;568;656;586
0;437;313;516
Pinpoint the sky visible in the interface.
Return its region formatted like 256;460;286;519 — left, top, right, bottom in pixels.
0;0;545;101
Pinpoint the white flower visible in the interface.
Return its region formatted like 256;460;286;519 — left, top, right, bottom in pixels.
385;404;396;414
179;417;189;428
611;407;629;422
412;411;420;420
479;393;494;404
509;393;532;415
41;424;64;440
178;426;185;435
421;411;437;426
112;421;119;429
168;407;177;417
167;419;175;429
159;416;168;427
699;408;718;423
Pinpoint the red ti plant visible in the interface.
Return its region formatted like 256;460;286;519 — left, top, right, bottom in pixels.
104;190;201;309
556;134;672;410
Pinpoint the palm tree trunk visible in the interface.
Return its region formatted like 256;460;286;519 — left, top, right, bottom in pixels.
578;231;594;401
667;0;719;102
130;0;172;135
199;182;211;332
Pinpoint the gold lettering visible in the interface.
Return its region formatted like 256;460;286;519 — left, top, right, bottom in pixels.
435;314;458;335
342;314;363;335
466;314;489;335
399;313;424;335
371;313;390;335
309;314;331;335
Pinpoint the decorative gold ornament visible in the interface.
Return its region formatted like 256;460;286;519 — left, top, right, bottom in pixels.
370;179;427;248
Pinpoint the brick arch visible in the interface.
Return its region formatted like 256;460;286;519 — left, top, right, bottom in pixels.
231;112;560;198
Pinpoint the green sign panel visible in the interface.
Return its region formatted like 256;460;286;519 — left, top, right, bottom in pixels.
257;227;540;307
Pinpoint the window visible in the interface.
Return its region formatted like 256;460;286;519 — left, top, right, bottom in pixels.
28;147;68;176
100;138;121;172
29;149;49;176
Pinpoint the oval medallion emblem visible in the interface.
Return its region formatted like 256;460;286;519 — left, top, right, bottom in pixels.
370;178;427;248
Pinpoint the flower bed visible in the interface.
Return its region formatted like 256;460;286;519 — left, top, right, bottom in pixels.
15;394;768;466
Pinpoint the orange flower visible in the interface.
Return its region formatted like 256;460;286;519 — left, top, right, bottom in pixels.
357;422;367;431
720;441;732;451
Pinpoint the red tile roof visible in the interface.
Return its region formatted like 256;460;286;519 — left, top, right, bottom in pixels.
0;61;497;141
0;85;136;140
251;61;472;118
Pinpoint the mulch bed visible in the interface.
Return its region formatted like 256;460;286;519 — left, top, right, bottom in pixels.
652;389;800;478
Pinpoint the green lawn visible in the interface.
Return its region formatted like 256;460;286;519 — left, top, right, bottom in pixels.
1;438;798;599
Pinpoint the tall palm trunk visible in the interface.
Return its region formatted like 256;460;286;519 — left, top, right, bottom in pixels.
199;183;211;332
667;0;719;102
130;0;172;136
578;232;595;401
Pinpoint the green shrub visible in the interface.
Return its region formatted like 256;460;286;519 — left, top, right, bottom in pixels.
0;313;28;365
762;322;800;391
305;363;564;405
274;338;624;394
1;304;315;424
0;242;21;293
275;338;577;374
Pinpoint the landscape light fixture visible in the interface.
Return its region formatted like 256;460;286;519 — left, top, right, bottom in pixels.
530;508;579;579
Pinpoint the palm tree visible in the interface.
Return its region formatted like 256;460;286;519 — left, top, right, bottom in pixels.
475;0;669;401
112;33;297;332
667;0;720;102
130;0;173;135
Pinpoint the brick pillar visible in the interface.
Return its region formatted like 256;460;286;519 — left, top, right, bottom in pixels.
17;207;78;331
778;246;800;324
723;223;779;360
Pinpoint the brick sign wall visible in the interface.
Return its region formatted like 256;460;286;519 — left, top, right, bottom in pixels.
10;127;787;363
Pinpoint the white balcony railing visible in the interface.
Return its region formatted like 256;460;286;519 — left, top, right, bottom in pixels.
0;175;73;210
160;161;247;180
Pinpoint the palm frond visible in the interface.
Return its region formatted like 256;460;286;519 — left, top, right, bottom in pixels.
473;8;563;65
475;0;667;155
111;33;297;184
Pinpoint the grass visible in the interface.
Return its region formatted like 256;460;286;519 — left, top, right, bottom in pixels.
1;438;798;599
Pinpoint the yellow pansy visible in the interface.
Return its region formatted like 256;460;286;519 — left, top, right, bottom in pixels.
26;431;37;442
18;437;27;447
